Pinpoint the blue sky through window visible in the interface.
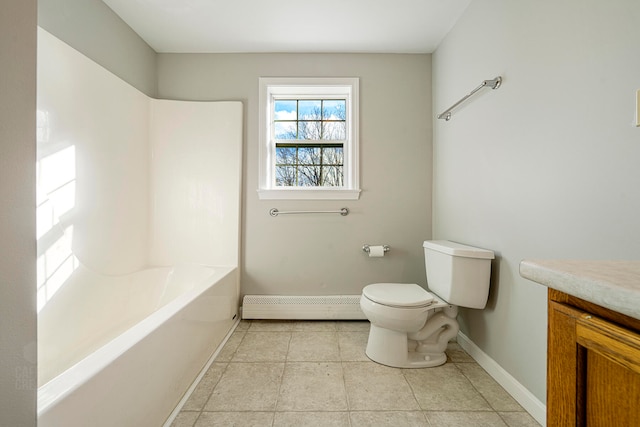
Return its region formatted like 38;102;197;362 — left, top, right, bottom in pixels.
274;99;346;140
274;99;345;120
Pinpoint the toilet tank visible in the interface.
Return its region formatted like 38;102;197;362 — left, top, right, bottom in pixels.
423;240;495;309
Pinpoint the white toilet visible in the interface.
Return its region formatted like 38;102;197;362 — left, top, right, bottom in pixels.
360;240;494;368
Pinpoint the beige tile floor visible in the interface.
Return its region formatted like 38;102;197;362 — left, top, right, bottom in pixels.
171;320;541;427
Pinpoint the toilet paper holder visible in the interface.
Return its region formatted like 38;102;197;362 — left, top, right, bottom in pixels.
362;244;390;254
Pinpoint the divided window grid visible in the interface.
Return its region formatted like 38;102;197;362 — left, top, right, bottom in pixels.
273;99;346;187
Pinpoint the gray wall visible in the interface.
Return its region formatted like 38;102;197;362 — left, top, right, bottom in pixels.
157;53;433;297
433;0;640;402
1;1;37;425
38;0;157;97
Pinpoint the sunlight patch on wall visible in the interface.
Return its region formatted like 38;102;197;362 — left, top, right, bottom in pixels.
36;113;78;312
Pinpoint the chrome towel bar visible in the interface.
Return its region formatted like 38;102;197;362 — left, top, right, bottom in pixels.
269;207;349;217
437;76;502;121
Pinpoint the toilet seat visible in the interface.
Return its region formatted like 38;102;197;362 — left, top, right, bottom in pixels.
363;283;434;308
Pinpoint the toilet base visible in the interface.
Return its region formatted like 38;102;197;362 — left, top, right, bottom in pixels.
365;324;447;368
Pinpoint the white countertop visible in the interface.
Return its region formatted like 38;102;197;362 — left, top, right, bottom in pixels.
519;260;640;321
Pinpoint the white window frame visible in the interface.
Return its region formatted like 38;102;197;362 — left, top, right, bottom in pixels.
258;77;361;200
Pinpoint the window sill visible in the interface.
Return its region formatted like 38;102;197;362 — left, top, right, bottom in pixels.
257;188;361;200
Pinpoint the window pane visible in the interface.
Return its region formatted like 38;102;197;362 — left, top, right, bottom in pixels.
322;122;346;140
276;146;296;165
275;122;297;139
322;100;346;120
322;146;343;165
298;146;321;165
276;166;296;186
274;100;297;120
298;121;321;140
298;165;321;186
298;100;321;119
322;166;343;186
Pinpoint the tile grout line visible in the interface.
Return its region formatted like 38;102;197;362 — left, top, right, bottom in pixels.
400;366;432;425
455;360;530;414
193;360;230;427
338;331;354;427
177;319;243;427
270;327;293;425
452;361;496;413
195;320;248;426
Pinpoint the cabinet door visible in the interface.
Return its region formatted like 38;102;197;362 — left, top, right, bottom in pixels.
576;313;640;426
548;301;640;426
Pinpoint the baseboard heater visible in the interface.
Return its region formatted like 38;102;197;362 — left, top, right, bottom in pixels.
241;295;366;320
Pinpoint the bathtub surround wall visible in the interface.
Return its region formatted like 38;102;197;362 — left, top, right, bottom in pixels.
37;27;242;277
149;100;242;268
433;0;640;411
157;53;433;297
37;28;150;280
1;1;37;425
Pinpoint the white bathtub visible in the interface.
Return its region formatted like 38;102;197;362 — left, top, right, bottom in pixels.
37;263;239;427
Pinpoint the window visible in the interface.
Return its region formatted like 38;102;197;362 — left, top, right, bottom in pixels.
258;77;360;200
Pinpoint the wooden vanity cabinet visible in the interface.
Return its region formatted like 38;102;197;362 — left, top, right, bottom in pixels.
547;289;640;426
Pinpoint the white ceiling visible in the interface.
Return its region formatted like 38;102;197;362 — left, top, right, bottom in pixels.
101;0;471;53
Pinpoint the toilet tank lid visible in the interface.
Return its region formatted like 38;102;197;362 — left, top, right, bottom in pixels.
363;283;434;307
423;240;495;259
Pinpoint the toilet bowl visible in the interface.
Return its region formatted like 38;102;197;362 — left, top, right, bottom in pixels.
360;283;458;368
360;240;494;368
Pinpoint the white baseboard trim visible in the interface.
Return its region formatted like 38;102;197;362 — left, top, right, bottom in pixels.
457;332;546;427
